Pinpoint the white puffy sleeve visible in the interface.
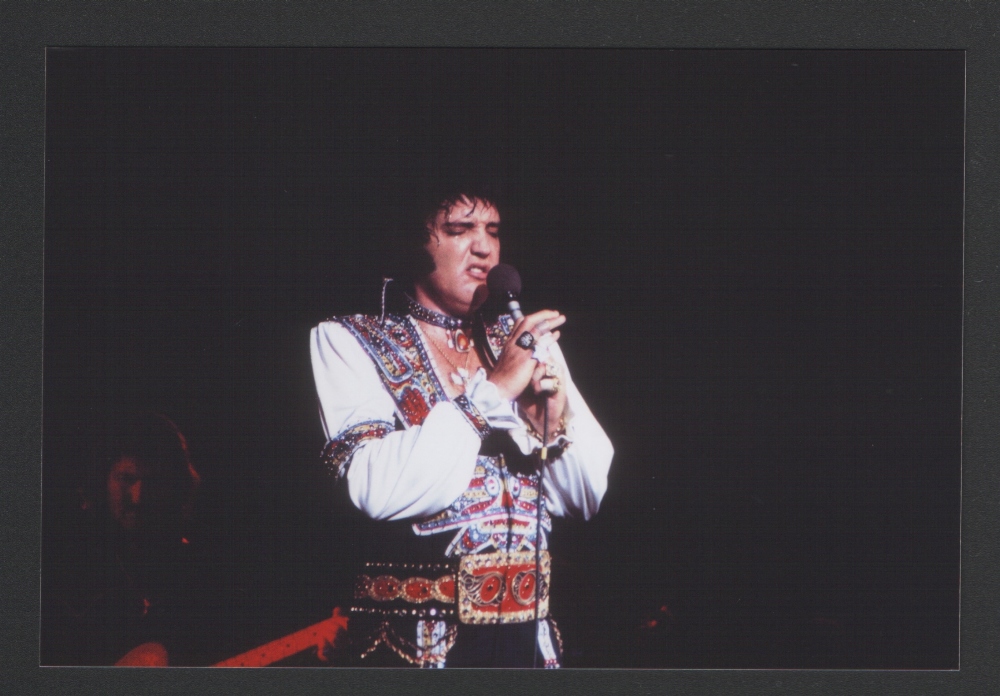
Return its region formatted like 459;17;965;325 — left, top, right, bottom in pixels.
310;320;521;521
506;343;614;520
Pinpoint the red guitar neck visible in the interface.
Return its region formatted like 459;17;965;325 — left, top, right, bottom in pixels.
214;609;348;667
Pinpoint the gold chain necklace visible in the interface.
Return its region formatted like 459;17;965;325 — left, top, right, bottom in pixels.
419;323;474;389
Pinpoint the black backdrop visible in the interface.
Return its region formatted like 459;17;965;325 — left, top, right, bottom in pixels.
42;48;963;668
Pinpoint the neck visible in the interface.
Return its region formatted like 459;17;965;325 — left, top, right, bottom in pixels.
411;286;469;320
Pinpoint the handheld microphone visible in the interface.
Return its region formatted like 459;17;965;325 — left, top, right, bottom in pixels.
488;263;559;397
487;262;546;665
486;263;523;321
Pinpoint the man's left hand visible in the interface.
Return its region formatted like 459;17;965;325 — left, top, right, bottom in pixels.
518;359;568;444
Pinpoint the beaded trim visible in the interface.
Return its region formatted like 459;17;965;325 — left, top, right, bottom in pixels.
548;616;564;656
360;620;458;667
417;619;450;668
413;456;551;557
457;550;551;624
452;394;491;440
482;314;515;361
334;314;446;427
355;572;457;605
537;619;560;668
322;420;394;480
523;415;571;451
363;561;453;572
406;296;470;330
352;561;458;619
350;605;457;619
333;314;492;439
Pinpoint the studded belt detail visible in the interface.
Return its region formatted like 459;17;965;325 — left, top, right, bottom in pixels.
353;552;550;625
457;550;550;624
355;570;456;605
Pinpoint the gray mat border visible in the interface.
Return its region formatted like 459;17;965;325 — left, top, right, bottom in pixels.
4;2;996;694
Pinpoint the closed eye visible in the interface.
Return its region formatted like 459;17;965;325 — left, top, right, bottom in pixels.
444;223;501;237
445;224;471;236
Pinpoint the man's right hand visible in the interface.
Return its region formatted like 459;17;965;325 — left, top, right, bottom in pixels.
487;310;565;401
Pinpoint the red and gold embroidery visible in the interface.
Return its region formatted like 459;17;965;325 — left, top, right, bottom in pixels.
483;314;515;363
321;420;394;480
355;572;457;605
334;314;445;427
334;313;506;437
456;550;550;624
452;394;490;440
413;457;550;556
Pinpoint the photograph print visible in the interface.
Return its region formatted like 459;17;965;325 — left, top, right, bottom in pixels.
41;48;962;669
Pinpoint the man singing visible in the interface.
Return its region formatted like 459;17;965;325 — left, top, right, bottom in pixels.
310;183;613;667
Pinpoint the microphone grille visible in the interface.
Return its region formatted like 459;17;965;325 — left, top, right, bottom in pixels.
487;263;522;296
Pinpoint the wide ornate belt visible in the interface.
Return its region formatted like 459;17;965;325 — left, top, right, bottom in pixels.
457;550;550;624
354;550;550;625
356;567;457;605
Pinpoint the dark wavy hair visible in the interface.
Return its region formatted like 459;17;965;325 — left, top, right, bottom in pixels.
381;178;507;292
85;410;201;533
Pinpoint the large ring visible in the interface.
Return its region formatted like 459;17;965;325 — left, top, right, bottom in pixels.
539;376;561;393
515;332;536;350
544;362;558;378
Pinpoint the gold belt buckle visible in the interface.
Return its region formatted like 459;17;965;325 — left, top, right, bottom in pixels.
456;550;550;625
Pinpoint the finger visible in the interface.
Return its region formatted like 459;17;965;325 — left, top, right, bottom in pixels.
531;362;547;382
531;338;554;360
519;311;559;336
529;332;559;363
524;311;564;333
505;319;535;357
526;308;561;321
509;314;529;337
510;312;563;346
535;314;567;336
510;311;546;338
513;309;553;331
544;314;567;331
507;316;562;360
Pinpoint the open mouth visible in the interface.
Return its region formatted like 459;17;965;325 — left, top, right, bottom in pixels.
466;264;491;280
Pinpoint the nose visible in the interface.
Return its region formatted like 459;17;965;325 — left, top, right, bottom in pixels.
469;225;493;257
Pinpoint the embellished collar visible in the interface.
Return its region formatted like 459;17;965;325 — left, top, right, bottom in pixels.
406;296;471;330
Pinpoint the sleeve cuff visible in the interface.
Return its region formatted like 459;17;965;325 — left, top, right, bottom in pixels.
502;403;577;456
451;393;492;440
321;419;395;481
523;412;576;452
462;368;522;431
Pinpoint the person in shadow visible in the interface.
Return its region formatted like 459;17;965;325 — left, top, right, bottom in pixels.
42;410;209;666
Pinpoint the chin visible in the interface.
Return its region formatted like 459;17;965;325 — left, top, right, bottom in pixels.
450;302;476;317
447;291;478;314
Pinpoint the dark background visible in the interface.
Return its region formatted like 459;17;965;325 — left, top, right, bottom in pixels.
42;48;963;668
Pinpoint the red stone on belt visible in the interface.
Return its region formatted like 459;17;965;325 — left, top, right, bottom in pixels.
356;572;456;604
